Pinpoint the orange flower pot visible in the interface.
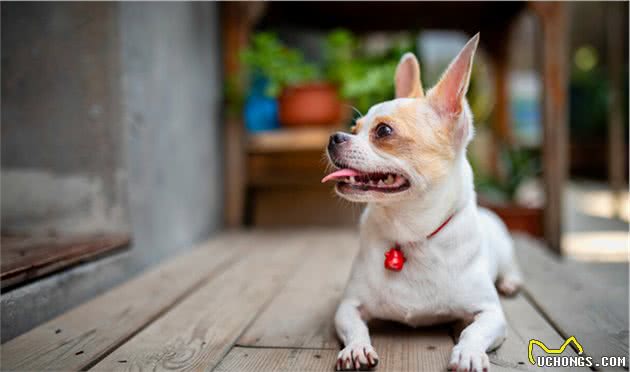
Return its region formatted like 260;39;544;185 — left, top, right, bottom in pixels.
478;197;544;238
278;83;343;127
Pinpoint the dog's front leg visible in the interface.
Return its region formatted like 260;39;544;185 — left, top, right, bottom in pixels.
335;298;378;370
448;307;507;372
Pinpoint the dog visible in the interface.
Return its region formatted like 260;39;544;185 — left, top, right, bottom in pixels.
322;33;522;372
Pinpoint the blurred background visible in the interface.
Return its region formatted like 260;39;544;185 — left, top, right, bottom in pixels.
1;1;628;342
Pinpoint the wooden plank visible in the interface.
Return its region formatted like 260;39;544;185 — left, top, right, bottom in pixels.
370;323;453;371
514;234;629;368
0;233;252;371
222;325;453;372
90;232;310;371
238;230;359;348
491;294;588;371
0;234;130;289
215;347;336;372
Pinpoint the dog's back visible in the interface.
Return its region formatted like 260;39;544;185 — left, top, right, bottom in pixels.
478;207;522;295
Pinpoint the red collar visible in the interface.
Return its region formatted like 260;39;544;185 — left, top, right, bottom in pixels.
384;213;456;271
426;213;455;239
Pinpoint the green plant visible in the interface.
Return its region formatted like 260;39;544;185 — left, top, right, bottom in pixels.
473;146;540;204
240;30;416;115
323;29;413;115
241;32;319;97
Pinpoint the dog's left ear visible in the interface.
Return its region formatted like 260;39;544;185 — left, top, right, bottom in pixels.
395;53;424;98
428;33;479;115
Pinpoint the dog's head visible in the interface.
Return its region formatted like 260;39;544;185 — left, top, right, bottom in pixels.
322;34;479;203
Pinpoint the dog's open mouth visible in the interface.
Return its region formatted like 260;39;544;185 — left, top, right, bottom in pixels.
321;168;410;193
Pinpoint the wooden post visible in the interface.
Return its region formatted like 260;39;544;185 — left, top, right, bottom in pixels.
220;2;265;228
492;34;513;145
530;2;569;253
606;2;625;218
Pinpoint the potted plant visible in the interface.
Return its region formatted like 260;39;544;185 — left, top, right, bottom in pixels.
473;146;545;237
323;30;412;117
241;32;343;128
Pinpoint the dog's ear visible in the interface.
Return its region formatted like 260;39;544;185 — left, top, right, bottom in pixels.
395;53;424;98
428;33;479;115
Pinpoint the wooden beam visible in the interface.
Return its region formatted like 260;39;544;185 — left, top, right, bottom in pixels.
0;234;130;290
530;2;569;253
220;2;266;228
606;2;626;218
487;31;513;178
490;31;513;145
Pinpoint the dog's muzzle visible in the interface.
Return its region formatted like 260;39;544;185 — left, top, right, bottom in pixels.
327;132;350;161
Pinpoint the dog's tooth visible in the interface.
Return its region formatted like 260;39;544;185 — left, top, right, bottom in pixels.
350;176;356;184
385;174;394;185
378;179;385;187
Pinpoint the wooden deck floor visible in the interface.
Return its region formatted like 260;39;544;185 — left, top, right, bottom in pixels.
2;229;628;371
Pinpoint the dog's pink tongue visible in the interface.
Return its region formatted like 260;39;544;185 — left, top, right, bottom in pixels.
321;168;361;183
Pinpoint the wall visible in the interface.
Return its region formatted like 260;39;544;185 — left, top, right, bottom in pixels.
1;3;128;235
1;2;223;341
120;2;223;269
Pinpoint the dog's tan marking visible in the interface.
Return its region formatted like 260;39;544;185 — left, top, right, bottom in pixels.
351;118;365;135
369;100;456;182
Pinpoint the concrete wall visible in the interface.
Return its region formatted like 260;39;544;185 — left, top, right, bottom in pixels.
120;2;223;270
1;2;223;341
1;3;128;235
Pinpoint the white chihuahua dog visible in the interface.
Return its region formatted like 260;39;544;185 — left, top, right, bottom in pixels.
322;34;522;372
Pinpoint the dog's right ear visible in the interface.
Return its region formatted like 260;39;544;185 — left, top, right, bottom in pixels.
394;53;424;98
427;33;479;116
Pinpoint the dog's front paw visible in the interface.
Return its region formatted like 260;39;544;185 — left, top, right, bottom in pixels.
336;343;379;371
448;344;489;372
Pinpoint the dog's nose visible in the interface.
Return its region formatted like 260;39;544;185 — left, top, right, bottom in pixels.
329;132;350;147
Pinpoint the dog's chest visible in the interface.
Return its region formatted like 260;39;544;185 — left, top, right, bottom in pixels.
357;242;465;326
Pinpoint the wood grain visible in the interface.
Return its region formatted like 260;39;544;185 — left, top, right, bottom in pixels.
1;233;251;371
491;294;588;371
90;232;310;371
370;323;453;371
223;326;453;372
1;234;130;289
215;347;336;372
238;230;359;348
4;230;625;372
514;234;629;369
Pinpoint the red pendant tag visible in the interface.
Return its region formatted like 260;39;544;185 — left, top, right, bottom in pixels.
384;246;406;271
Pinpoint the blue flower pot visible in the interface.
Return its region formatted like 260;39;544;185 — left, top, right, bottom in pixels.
244;76;280;132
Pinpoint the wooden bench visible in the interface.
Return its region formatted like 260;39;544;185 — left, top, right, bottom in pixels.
1;230;627;371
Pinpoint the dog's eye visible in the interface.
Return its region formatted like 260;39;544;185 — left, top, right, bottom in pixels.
375;123;393;138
